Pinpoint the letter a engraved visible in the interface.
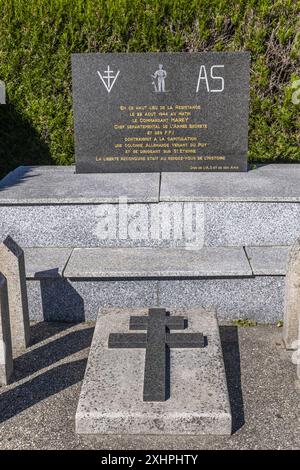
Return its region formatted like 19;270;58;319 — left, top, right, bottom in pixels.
97;66;120;93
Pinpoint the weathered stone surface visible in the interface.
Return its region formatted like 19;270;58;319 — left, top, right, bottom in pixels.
0;273;13;386
23;247;72;279
0;202;206;248
1;200;299;249
245;246;289;275
283;237;300;350
0;166;160;203
160;164;300;202
0;236;30;351
204;202;300;247
64;246;252;278
1;165;300;248
26;278;159;322
76;307;232;435
158;276;284;323
20;243;285;323
26;276;284;323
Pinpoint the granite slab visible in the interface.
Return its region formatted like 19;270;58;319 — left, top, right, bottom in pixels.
75;307;232;435
204;202;300;247
160;164;300;202
27;279;159;322
72;52;249;173
245;246;289;275
64;246;253;278
23;247;73;279
158;276;284;323
0;166;160;204
1;202;299;248
26;276;284;323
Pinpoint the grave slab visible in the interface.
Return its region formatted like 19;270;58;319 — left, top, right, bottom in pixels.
76;307;232;435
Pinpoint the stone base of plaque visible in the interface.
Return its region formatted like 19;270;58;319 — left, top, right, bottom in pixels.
75;307;232;435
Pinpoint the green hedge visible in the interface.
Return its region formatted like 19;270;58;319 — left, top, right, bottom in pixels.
0;0;299;178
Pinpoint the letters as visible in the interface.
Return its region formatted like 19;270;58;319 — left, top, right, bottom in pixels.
196;65;224;93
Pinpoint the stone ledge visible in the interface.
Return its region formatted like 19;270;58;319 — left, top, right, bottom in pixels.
63;246;253;278
0;166;160;204
24;247;73;279
245;246;288;275
160;164;300;202
23;245;290;280
1;164;300;205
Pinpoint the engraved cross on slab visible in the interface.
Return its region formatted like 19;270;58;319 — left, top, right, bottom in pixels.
108;308;205;402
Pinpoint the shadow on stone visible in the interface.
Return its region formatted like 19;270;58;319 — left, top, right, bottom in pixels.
34;268;62;279
13;327;94;381
39;276;85;322
0;100;53;181
30;321;75;345
0;359;87;423
219;325;245;433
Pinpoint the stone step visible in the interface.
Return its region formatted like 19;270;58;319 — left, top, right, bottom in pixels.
0;165;299;248
1;164;300;204
161;164;300;202
0;166;160;203
63;246;253;278
23;245;289;323
23;245;288;279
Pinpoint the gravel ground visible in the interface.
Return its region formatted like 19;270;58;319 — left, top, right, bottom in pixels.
0;321;299;450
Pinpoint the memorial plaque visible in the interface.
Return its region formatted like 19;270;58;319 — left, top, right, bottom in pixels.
72;52;250;173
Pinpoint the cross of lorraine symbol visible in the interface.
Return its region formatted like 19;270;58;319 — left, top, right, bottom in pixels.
108;308;205;402
97;65;120;93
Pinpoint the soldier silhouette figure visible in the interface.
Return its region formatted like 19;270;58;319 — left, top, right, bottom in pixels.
151;64;167;93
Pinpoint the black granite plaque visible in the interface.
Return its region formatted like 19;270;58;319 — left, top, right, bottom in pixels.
72;52;250;173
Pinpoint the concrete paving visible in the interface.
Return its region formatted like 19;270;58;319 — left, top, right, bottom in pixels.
0;321;299;449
